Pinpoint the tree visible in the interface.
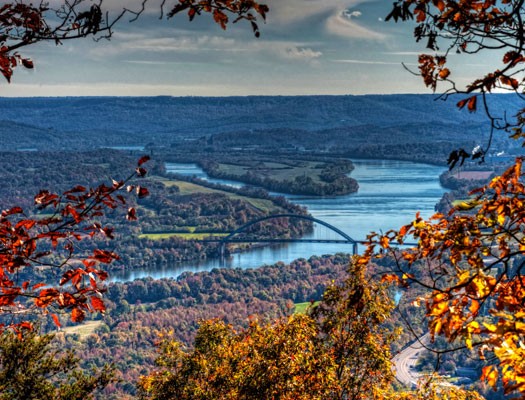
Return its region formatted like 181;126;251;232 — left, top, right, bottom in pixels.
138;262;398;400
0;155;150;332
367;1;525;397
365;161;525;396
0;0;268;84
387;0;525;154
0;328;113;400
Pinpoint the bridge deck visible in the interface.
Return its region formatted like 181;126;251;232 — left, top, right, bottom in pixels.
198;238;357;244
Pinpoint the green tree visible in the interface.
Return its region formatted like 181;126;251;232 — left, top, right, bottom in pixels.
0;328;113;400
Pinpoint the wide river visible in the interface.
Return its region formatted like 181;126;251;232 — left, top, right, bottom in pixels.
112;159;446;282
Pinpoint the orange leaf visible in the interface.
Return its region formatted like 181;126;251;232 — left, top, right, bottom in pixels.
481;365;498;388
71;308;85;323
51;313;61;328
91;296;105;313
438;68;450;79
467;96;477;112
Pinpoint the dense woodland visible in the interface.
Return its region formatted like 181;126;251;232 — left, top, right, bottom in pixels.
197;156;359;196
55;255;352;398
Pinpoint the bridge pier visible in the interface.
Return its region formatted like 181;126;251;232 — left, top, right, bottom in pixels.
219;243;225;260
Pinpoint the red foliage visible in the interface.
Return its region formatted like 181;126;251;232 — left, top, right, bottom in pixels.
0;157;149;331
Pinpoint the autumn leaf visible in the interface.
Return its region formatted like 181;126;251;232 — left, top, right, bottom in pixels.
438;68;450;79
71;308;85;323
91;296;105;313
138;155;150;166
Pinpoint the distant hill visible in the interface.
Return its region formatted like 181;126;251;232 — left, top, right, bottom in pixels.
0;94;519;151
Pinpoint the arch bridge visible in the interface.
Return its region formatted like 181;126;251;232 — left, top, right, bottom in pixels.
198;213;360;256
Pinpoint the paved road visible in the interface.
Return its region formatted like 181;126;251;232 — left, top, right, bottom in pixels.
392;333;430;387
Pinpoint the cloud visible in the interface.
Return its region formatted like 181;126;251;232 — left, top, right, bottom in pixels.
266;0;385;39
282;47;322;60
332;59;411;65
90;29;324;64
326;8;385;39
89;35;238;58
342;10;362;19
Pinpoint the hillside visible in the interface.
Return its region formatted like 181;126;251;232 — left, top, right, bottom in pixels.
0;94;518;151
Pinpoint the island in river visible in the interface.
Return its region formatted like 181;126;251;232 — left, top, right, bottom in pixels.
197;155;358;196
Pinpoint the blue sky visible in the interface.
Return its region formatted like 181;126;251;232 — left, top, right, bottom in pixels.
3;0;495;97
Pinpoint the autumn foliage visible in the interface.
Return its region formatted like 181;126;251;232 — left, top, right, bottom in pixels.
357;158;525;396
0;156;149;332
388;0;525;153
382;4;525;394
0;0;268;84
138;262;397;400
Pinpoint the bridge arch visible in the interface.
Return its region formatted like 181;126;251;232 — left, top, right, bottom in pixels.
219;213;358;254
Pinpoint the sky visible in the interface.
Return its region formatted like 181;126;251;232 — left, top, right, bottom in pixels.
3;0;496;97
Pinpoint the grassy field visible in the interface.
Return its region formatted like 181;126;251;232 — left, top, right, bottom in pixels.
152;176;279;213
60;320;103;339
216;161;324;184
139;232;229;240
294;301;319;314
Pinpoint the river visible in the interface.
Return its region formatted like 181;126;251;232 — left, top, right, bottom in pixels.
112;159;446;281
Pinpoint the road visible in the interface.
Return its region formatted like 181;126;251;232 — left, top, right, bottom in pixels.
392;333;430;388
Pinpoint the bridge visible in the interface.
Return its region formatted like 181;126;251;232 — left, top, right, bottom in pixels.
197;214;361;256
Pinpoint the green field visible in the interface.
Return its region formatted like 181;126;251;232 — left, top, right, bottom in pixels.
152;176;279;213
139;232;229;240
216;161;325;184
60;320;103;339
294;301;319;314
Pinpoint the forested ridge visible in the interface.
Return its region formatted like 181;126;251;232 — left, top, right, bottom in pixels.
0;95;519;163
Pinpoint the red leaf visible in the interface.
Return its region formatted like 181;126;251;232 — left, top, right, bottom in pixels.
19;322;33;331
91;296;105;313
64;185;86;194
71;308;85;323
32;283;47;290
51;313;61;328
138;155;150;166
92;249;119;264
2;206;24;216
136;186;149;199
126;207;137;221
136;167;147;177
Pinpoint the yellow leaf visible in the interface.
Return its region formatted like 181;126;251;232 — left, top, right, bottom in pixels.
434;319;443;335
481;365;499;388
483;322;497;332
515;321;525;332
